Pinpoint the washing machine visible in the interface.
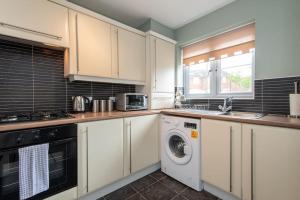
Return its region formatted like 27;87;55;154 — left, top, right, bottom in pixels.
160;115;203;191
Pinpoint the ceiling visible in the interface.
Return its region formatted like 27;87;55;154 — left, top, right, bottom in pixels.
69;0;236;29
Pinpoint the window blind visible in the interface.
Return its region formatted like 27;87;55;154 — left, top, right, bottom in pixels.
183;23;255;66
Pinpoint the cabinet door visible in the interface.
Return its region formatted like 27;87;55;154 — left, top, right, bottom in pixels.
153;37;175;93
126;115;159;173
77;13;112;77
87;119;124;192
0;0;69;47
242;124;300;200
118;28;146;82
201;119;242;198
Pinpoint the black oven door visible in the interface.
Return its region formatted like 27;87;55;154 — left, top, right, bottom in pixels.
0;138;77;200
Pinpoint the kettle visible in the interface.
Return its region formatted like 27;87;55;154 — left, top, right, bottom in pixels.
72;96;90;112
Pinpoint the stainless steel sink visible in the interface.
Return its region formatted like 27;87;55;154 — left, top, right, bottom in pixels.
176;109;223;115
220;112;265;119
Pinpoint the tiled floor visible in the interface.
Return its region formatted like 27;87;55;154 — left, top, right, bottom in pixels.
97;170;221;200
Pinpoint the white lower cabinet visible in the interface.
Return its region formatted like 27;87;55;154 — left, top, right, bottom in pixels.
77;115;159;197
78;119;124;196
124;114;159;174
201;119;242;198
242;124;300;200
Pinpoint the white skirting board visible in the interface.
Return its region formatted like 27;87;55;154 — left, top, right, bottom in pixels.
79;163;160;200
204;182;240;200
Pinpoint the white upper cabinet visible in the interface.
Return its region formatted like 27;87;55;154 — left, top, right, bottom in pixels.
151;36;175;93
0;0;69;47
66;10;147;84
201;119;242;198
76;13;112;77
242;124;300;200
116;28;146;82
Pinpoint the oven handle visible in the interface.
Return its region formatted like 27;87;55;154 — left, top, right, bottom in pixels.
0;137;76;153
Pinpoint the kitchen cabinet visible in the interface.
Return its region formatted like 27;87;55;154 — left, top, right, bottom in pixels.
66;10;146;84
76;13;112;77
242;124;300;200
201;119;242;198
115;27;146;82
124;114;159;175
150;36;175;93
0;0;69;47
78;119;124;195
144;32;176;109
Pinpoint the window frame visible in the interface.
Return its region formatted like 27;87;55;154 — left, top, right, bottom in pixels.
184;51;255;100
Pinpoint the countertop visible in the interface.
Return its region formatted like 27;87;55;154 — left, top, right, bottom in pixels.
0;110;161;132
1;109;300;132
161;109;300;129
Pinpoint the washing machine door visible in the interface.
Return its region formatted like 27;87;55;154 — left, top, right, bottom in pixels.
165;130;193;165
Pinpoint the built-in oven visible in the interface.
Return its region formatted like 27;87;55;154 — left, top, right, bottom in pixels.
0;124;77;200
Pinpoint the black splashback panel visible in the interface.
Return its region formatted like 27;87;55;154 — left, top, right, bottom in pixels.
185;77;300;115
0;39;135;114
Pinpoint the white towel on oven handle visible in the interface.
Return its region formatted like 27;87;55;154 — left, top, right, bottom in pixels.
19;143;49;200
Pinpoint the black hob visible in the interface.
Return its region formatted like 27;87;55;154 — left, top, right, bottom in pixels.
0;111;73;124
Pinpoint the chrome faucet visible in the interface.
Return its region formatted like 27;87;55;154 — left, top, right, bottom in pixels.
218;97;233;113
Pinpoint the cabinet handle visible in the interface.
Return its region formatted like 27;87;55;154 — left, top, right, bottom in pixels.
0;22;62;40
124;121;132;175
251;129;254;200
129;121;132;174
79;127;88;194
75;14;79;73
116;28;119;77
229;126;233;193
85;127;89;193
154;38;157;90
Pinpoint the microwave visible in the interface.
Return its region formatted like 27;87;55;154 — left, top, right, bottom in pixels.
116;93;148;111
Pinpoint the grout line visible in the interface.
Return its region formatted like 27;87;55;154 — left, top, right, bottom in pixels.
129;184;148;200
65;79;68;112
170;187;189;200
32;45;34;112
91;82;93;98
261;80;264;113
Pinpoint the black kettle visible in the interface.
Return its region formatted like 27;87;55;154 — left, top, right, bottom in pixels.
72;96;90;112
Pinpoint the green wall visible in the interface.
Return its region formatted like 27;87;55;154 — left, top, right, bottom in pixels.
138;19;175;39
175;0;300;80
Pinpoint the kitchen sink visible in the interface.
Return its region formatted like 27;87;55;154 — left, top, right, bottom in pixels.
176;109;223;115
220;111;265;119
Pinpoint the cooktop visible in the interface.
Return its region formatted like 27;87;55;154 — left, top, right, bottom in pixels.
0;111;73;124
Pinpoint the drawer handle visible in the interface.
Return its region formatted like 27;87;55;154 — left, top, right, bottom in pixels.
0;22;62;41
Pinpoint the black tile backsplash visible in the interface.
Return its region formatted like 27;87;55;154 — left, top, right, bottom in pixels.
186;77;300;115
0;38;298;115
0;39;135;114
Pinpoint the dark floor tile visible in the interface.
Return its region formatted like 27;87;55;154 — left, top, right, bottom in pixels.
149;170;167;181
141;182;177;200
131;175;157;192
96;198;105;200
181;188;219;200
127;193;147;200
160;176;187;193
171;194;189;200
105;185;137;200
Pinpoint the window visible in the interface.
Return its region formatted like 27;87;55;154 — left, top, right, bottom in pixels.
183;23;255;99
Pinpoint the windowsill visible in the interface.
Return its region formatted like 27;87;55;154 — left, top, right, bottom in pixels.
185;95;255;100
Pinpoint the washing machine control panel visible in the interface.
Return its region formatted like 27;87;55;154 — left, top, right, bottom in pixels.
184;122;197;129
